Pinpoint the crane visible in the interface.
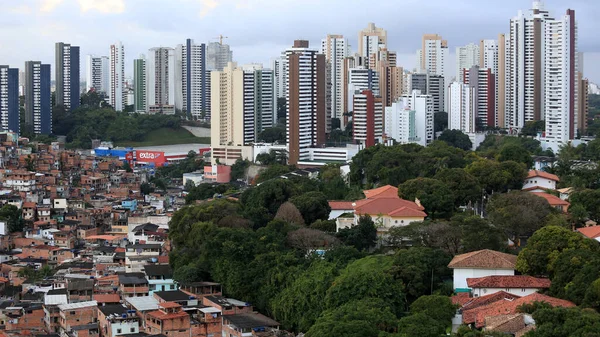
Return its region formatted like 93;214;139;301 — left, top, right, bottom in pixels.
214;35;229;45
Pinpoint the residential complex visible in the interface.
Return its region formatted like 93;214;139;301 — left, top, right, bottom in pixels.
456;43;480;81
321;34;349;125
178;39;208;118
109;41;125;111
146;47;180;114
358;23;387;67
133;56;146;113
206;42;233;71
24;61;52;135
55;42;80;111
417;34;448;77
0;66;19;134
86;55;109;94
385;89;434;146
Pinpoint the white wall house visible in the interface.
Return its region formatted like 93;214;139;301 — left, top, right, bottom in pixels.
522;170;559;192
448;249;517;290
467;275;551;298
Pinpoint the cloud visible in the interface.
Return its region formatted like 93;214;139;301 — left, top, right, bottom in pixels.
78;0;125;14
199;0;218;17
39;0;64;12
9;5;32;14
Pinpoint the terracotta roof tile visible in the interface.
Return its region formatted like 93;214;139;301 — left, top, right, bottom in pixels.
328;201;355;210
485;314;528;334
473;293;575;328
354;197;425;218
577;226;600;239
531;192;570;206
527;170;559;182
461;291;522;324
451;293;472;306
363;185;399;199
467;276;551;289
448;250;517;269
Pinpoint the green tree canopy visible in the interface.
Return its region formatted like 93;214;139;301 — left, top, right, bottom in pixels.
290;191;331;226
398;178;454;219
335;215;377;252
438;129;473;151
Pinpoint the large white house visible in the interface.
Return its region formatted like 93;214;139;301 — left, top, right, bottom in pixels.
522;170;559;192
448;249;517;291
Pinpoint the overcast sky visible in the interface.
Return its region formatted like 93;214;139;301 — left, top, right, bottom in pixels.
2;0;599;83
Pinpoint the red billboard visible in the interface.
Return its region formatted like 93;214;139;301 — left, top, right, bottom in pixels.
134;150;166;166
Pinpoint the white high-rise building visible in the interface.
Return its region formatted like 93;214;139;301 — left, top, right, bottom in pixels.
417;34;448;77
358;23;387;68
147;47;181;114
464;66;496;128
321;35;349;123
177;39;207;118
385;90;433;146
479;39;503;126
272;56;285;99
543;9;577;144
109;42;125;111
86;55;109;94
456;43;480;81
352;90;383;147
346;67;379;112
449;82;477;133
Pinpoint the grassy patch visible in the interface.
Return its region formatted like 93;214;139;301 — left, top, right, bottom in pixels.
114;127;210;147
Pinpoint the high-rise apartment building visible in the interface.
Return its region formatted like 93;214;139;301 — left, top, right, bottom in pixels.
86;55;109;94
358;23;387;67
207;42;233;71
210;62;275;148
24;61;52;135
456;43;480;81
479;38;507;127
384;90;434;146
353;90;383;148
370;48;403;107
133;56;146;113
449;82;477;133
321;35;349;124
463;65;496;128
55;42;80;111
272;56;285;100
0;66;19;134
109;42;125;111
407;73;445;114
147;47;181;114
417;34;448;77
178;39;207;118
285;40;326;165
345;67;379;113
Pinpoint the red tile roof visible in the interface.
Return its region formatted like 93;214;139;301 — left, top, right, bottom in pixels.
22;202;36;208
156;256;169;264
363;185;399;199
461;291;522;324
354;197;426;218
473;293;575;328
577;226;600;239
93;294;121;303
448;250;517;269
328;201;355;210
451;292;472;306
467;276;551;289
531;192;570;206
527;170;559;182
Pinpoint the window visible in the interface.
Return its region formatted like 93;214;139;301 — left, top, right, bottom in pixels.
130;328;135;332
522;288;526;292
117;329;122;334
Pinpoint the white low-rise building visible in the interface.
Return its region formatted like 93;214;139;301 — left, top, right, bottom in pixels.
522;170;559;192
448;249;517;291
467;275;551;298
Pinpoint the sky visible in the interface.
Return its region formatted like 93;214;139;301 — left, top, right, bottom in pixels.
2;0;600;83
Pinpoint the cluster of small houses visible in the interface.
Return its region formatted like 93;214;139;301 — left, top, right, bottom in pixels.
0;132;595;337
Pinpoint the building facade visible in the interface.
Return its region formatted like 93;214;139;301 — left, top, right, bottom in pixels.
206;42;233;71
55;42;80;112
133;56;146;113
463;65;496;128
109;42;125;111
352;90;383;148
449;82;477;133
178;39;207;118
385;90;434;146
456;43;480;81
321;35;349;125
358;23;387;67
147;47;180;114
417;34;448;77
285;40;326;165
86;55;109;94
25;61;52;135
0;66;19;134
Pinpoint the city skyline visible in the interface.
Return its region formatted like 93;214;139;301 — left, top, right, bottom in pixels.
2;0;600;83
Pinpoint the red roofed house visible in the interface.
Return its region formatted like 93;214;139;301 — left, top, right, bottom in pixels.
577;226;600;242
448;250;517;291
467;275;551;297
523;170;559;192
145;302;190;337
531;192;570;213
329;185;427;236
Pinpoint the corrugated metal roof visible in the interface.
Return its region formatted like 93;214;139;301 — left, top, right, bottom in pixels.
125;296;159;311
58;300;97;311
44;294;68;306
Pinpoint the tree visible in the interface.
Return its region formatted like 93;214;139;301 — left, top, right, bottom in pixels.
241;179;298;227
121;161;133;173
274;202;305;226
391;248;452;302
140;182;154;195
397;313;447;337
184;180;195;191
438;129;472;151
271;260;340;332
570;189;600;223
398;178;454;219
230;158;250;182
325;256;406;315
290;191;331;226
434;111;448;134
451;214;506;253
336;215;377;251
434;168;482;207
389;220;462;255
306;298;398;337
256;165;293;183
310;219;336;233
487;191;553;243
520;120;545;137
466;159;526;194
517;226;599;276
410;295;457;326
257;127;286;143
0;205;23;233
286;228;338;251
498;144;534;168
525;307;600;337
